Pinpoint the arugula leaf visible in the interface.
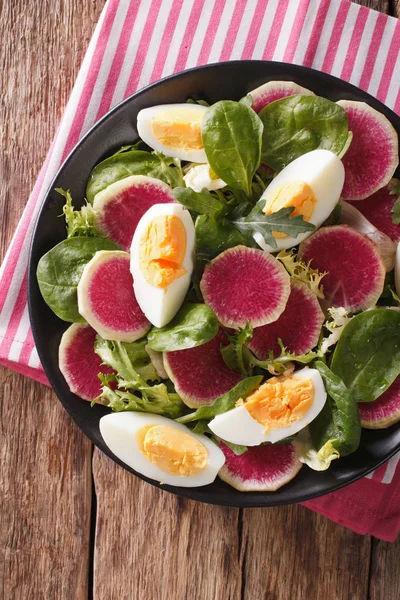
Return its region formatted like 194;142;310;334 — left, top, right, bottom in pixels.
176;376;262;424
94;337;184;418
225;322;253;376
147;303;219;351
56;188;99;238
331;309;400;402
36;237;120;322
231;204;315;250
202;100;263;196
277;249;326;298
173;187;226;217
259;95;349;171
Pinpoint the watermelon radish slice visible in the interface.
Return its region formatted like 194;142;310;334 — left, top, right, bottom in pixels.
59;323;114;401
218;442;302;491
348;180;400;243
340;201;396;272
200;246;290;329
336;100;399;200
163;329;242;408
359;376;400;429
299;225;385;312
248;280;324;359
249;81;314;113
93;175;175;250
77;250;150;342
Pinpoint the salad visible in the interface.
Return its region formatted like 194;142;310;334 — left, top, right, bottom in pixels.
37;79;400;492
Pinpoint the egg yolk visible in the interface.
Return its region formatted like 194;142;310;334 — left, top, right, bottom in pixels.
245;376;315;432
263;181;316;238
151;107;204;151
139;215;187;288
138;424;208;476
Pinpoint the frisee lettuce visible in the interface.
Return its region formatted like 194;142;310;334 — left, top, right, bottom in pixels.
93;337;184;418
277;249;326;298
57;188;99;238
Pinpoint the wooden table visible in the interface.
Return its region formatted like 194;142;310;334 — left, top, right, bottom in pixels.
1;1;400;598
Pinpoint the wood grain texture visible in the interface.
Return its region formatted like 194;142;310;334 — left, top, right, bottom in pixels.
0;0;104;598
0;371;92;599
93;452;242;600
1;0;400;599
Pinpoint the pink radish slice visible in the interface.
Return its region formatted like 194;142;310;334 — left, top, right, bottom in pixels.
59;323;114;401
200;246;290;329
348;180;400;243
299;225;385;312
163;329;242;408
249;81;314;113
77;250;150;342
218;442;302;492
248;280;324;360
359;376;400;429
336;100;399;200
93;175;175;251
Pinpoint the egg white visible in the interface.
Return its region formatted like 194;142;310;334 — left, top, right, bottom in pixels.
254;149;345;252
183;163;226;192
137;104;208;163
99;412;225;487
130;203;195;328
208;368;327;446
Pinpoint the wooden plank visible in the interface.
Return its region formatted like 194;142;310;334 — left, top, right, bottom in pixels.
241;505;371;600
369;537;400;599
93;451;242;600
0;0;104;598
0;371;93;599
352;0;389;12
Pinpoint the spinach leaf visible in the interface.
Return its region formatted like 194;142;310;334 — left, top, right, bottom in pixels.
174;187;226;217
37;237;120;322
147;303;219;351
176;376;262;424
310;361;360;458
94;337;184;418
202;100;263;196
331;309;400;402
232;204;315;250
86;150;183;202
259;95;349;171
195;214;246;261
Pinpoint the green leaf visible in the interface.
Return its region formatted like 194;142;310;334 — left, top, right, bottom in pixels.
202;100;263;196
195;214;246;261
331;309;400;402
94;337;184;418
239;94;253;108
176;376;262;424
56;188;99;238
259;95;349;171
276;249;326;299
36;237;120;322
173;187;226;217
85;150;182;202
225;322;253;376
245;339;322;376
232;205;315;250
391;195;400;225
147;303;219;351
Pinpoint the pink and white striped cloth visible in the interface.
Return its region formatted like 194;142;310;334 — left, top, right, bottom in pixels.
1;0;399;540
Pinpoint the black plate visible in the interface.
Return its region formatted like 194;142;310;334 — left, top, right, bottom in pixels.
28;61;400;507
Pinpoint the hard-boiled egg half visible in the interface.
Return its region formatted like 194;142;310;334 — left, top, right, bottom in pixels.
208;368;327;446
183;163;226;192
130;203;195;327
254;149;345;252
100;412;225;487
137;103;208;162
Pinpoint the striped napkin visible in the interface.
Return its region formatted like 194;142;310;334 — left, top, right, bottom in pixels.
1;0;399;540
